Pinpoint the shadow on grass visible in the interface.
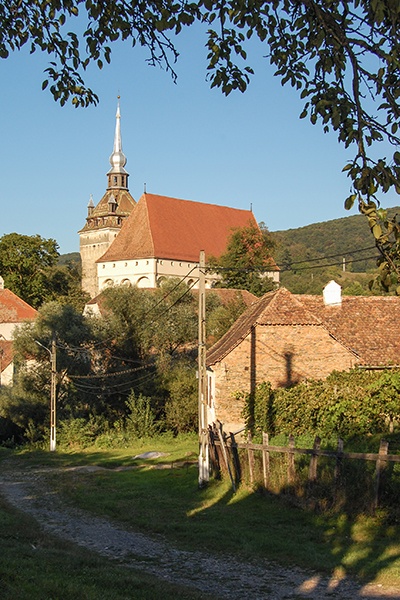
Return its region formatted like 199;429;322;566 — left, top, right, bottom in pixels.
2;445;400;598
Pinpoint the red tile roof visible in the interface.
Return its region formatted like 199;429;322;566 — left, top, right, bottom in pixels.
207;287;400;368
301;295;400;366
0;289;37;323
0;340;14;370
97;193;266;263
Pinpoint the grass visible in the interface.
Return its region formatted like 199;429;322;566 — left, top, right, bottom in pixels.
2;434;400;591
0;487;207;599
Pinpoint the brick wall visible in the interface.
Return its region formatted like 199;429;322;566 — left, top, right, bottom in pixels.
211;323;357;433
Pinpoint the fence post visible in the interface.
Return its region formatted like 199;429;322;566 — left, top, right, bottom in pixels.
229;432;241;487
217;422;236;493
374;439;389;510
334;438;344;484
308;436;321;482
247;433;255;485
262;432;269;489
208;425;221;479
288;435;295;485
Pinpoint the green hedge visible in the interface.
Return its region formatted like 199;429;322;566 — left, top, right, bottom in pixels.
242;369;400;440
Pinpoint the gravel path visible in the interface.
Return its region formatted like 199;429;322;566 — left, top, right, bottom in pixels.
1;462;399;599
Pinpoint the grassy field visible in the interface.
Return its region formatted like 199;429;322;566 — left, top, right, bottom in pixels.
0;485;207;599
2;433;400;592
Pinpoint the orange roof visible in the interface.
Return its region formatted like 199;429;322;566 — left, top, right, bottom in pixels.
0;340;14;370
0;289;37;323
98;193;263;263
207;287;400;368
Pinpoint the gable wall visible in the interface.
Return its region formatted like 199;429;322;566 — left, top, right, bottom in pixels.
0;323;17;341
211;324;357;433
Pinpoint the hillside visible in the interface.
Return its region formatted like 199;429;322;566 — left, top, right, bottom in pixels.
270;206;400;295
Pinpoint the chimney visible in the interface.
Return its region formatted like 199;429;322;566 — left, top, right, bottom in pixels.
323;280;342;306
0;276;4;290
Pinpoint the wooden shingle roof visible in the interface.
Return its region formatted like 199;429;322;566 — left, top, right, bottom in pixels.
207;287;400;368
97;193;267;264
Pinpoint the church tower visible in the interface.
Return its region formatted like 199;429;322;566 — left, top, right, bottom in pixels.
79;100;136;298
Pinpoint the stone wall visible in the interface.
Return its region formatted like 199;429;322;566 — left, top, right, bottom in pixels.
211;323;357;433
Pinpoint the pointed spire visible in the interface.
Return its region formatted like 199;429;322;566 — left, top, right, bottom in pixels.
87;194;95;216
107;96;129;190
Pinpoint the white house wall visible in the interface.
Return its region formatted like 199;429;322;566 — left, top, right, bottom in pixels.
0;323;17;341
0;362;13;386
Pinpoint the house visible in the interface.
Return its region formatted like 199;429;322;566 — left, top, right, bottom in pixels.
206;281;400;433
0;340;14;386
79;101;279;298
0;276;37;386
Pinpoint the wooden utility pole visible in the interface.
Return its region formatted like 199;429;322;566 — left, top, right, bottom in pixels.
198;250;209;487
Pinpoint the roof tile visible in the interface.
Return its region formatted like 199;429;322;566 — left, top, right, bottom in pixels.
98;193;267;263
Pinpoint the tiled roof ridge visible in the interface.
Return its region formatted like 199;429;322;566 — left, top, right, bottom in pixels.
143;192;254;212
206;289;278;365
258;287;321;326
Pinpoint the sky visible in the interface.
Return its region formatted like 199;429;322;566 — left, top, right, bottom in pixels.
1;23;398;255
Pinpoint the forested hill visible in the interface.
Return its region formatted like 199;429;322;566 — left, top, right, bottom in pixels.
270;206;400;295
271;206;400;273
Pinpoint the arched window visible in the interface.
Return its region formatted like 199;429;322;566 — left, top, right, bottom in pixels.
102;279;114;289
136;276;150;288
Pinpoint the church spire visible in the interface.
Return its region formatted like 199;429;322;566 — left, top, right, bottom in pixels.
107;97;129;190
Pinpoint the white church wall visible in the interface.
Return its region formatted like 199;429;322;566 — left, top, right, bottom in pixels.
97;257;220;290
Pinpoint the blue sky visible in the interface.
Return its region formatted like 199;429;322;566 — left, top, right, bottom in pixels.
1;25;398;255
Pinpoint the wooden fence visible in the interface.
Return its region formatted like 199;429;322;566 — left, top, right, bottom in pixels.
208;423;400;509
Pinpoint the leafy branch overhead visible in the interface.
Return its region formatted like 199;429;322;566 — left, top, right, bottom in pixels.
1;1;400;282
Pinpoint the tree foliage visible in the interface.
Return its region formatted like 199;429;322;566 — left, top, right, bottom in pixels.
0;233;59;308
0;301;94;439
0;233;88;308
2;1;400;281
209;222;277;296
242;369;400;440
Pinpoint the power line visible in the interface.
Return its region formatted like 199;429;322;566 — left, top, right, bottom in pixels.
281;245;377;266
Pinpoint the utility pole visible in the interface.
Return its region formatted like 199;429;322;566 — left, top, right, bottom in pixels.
35;335;57;452
50;333;57;452
198;250;209;487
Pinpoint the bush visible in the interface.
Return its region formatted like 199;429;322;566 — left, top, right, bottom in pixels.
164;365;198;434
241;369;400;440
125;391;160;438
58;416;107;449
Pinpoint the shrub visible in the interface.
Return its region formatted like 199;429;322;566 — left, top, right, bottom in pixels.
58;416;107;449
241;369;400;440
125;391;160;438
164;366;198;434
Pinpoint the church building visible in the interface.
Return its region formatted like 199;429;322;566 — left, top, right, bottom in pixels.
79;102;279;299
